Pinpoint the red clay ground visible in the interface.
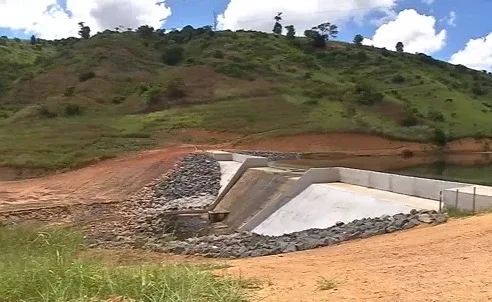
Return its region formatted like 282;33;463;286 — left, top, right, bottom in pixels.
220;214;492;302
0;146;194;212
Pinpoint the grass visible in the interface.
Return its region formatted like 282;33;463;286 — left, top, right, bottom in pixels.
445;207;475;218
316;277;338;291
0;226;247;301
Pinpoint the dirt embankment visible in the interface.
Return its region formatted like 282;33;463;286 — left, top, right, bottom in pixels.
220;214;492;302
0;146;194;212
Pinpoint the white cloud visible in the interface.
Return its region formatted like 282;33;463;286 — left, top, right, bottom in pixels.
0;0;171;39
218;0;400;33
450;33;492;72
363;9;446;54
421;0;435;4
440;11;456;27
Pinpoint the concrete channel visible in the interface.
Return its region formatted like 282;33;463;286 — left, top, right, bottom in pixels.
207;151;492;236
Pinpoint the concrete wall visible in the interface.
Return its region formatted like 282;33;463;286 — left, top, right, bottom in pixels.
206;151;268;210
443;186;492;212
207;150;233;161
338;168;467;201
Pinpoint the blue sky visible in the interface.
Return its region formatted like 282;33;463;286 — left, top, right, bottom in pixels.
0;0;491;70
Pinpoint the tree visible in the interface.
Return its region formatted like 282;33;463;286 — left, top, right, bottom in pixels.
353;34;363;46
285;25;296;39
305;22;338;48
396;41;404;52
273;12;283;36
161;45;185;66
136;25;155;38
78;22;91;39
30;35;37;45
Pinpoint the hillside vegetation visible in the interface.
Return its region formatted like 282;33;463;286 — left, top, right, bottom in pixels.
1;26;492;169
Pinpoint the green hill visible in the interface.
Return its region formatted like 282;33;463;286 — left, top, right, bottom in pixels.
1;27;492;170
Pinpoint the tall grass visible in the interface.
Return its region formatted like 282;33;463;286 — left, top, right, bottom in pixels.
0;226;246;301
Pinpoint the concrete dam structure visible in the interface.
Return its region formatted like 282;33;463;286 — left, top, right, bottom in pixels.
207;151;492;236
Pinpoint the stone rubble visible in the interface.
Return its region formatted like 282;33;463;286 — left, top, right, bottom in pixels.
130;153;221;212
233;150;301;161
161;210;448;259
83;153;222;248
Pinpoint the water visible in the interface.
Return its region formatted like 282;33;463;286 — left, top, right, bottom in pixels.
396;161;492;186
276;152;492;186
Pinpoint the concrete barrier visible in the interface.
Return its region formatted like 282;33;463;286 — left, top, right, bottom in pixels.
338;167;467;201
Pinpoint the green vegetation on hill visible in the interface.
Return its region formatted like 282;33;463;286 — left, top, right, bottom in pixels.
1;27;492;169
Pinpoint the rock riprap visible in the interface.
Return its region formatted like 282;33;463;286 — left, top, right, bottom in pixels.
130;153;221;212
163;210;447;258
234;150;300;161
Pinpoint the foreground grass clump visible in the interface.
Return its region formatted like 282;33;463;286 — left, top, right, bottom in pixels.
0;226;246;301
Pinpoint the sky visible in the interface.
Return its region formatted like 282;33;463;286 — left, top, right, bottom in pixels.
0;0;491;71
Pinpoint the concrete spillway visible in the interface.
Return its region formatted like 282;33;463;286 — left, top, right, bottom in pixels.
253;183;440;236
214;167;297;230
207;151;492;235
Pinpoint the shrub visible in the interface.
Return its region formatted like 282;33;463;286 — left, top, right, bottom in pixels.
303;72;313;79
166;78;186;98
111;96;126;104
162;45;185;66
137;84;149;94
355;51;368;61
433;128;447;146
303;99;319;106
428;110;445;122
143;86;161;104
63;87;75;97
400;112;418;127
354;82;384;105
64;103;82;116
212;50;224;59
472;84;488;96
391;74;405;84
78;71;95;82
380;48;391;57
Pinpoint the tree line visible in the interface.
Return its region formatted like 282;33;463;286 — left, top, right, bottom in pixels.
26;16;406;53
272;12;405;51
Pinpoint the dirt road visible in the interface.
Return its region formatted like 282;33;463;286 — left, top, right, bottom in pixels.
222;215;492;302
0;146;194;212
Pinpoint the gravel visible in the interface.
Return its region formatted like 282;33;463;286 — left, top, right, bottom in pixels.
162;210;448;258
233;150;300;161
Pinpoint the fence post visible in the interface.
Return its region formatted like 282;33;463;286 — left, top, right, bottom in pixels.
455;189;459;208
473;187;477;213
439;191;443;213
